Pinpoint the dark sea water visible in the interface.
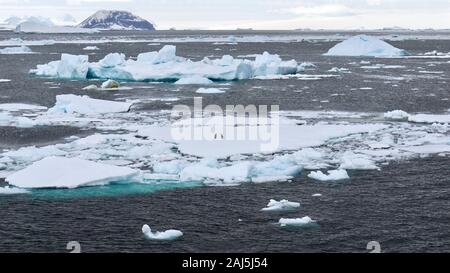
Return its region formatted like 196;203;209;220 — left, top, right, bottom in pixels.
0;30;449;253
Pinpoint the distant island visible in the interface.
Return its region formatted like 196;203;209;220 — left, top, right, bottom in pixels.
78;10;155;31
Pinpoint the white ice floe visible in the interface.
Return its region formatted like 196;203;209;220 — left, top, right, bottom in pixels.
83;46;99;50
324;35;410;57
279;217;316;227
30;45;298;82
384;110;410;121
6;156;139;189
142;224;183;241
195;88;226;94
261;199;300;212
174;76;213;85
48;94;132;114
308;169;349;181
0;186;30;195
0;46;33;54
0;79;11;82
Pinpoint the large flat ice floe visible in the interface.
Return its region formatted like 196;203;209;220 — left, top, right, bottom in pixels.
30;45;299;82
6;156;140;189
48;94;133;114
324;35;410;57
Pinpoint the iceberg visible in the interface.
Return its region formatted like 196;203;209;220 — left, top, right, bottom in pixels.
6;156;139;189
324;35;410;57
30;45;298;82
0;46;33;54
279;217;316;227
142;224;183;241
308;169;349;181
48;94;132;114
261;199;300;212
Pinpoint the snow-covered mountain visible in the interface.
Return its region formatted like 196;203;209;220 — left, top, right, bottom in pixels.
78;10;155;30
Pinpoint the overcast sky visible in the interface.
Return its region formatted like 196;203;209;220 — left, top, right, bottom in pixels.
0;0;449;30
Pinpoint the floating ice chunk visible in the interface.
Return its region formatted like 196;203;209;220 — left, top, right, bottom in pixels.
308;169;349;181
328;67;349;73
0;79;11;82
6;156;139;189
324;35;410;57
83;46;99;50
312;193;322;197
279;217;316;227
339;152;379;170
261;199;300;212
48;94;132;114
251;176;293;183
408;114;450;124
142;224;183;241
174;76;213;85
195;88;225;94
57;54;89;79
0;186;30;195
15;117;36;128
101;79;120;89
82;84;98;90
0;46;33;54
384;110;410;121
297;62;316;72
98;53;125;68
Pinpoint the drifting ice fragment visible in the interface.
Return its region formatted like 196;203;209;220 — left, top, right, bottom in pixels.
142;224;183;241
279;217;316;227
195;88;225;94
308;169;349;181
261;199;300;212
384;110;410;121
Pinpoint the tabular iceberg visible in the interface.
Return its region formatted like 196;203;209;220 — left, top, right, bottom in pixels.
324;35;410;57
30;45;298;82
6;156;139;189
